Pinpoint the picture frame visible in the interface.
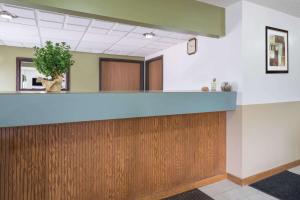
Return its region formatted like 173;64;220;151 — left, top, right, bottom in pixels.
16;57;70;91
266;26;289;74
187;37;197;55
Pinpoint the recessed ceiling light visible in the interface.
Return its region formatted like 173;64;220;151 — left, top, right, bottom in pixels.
143;32;155;39
0;11;18;20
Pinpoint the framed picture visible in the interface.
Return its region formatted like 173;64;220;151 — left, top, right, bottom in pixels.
187;38;197;55
16;57;70;91
266;26;289;73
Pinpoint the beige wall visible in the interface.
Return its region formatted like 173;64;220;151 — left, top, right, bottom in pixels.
227;102;300;178
242;102;300;178
0;45;144;92
226;106;243;178
224;1;300;179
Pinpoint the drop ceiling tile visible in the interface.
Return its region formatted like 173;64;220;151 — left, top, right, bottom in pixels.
42;38;77;48
11;17;36;26
39;11;65;23
153;29;172;37
68;16;90;26
40;21;63;29
77;47;105;54
40;27;84;40
90;49;104;54
134;47;160;55
41;41;77;50
117;38;151;48
22;42;39;48
82;33;122;43
0;18;7;22
0;3;191;56
65;24;86;32
109;30;128;37
0;34;39;44
146;41;173;49
4;5;35;19
130;52;147;57
4;41;23;46
114;24;135;32
93;47;107;52
104;49;131;56
126;32;144;39
0;22;39;38
108;44;137;52
133;27;154;34
78;41;112;49
20;36;40;43
93;20;114;29
88;27;109;34
158;37;184;44
76;47;90;53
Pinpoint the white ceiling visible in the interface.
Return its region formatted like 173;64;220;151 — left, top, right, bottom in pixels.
0;4;196;57
198;0;300;19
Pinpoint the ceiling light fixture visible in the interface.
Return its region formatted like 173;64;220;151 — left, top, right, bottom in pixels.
143;32;155;39
0;11;18;20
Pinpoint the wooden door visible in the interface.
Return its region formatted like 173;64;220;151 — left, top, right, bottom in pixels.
146;56;163;91
99;58;144;91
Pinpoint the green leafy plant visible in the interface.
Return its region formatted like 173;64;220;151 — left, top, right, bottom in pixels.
33;41;75;80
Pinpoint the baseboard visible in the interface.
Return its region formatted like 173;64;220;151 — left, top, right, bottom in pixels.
227;173;243;186
140;174;227;200
228;159;300;186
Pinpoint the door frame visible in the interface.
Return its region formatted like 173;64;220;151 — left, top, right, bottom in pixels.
145;55;164;91
16;57;70;91
99;58;145;91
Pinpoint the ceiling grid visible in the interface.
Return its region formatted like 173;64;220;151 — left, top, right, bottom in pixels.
0;4;196;56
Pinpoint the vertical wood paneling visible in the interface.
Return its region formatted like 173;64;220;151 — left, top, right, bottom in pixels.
0;112;226;200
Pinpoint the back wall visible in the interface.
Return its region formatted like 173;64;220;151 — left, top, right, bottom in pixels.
0;45;143;92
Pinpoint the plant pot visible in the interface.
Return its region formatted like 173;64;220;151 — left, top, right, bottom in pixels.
39;76;63;92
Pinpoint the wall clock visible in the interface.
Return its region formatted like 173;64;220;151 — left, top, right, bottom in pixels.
187;38;197;55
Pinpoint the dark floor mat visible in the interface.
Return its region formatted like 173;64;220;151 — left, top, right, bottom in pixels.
250;171;300;200
162;189;213;200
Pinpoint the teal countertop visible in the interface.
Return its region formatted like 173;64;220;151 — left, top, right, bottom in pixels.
0;91;237;127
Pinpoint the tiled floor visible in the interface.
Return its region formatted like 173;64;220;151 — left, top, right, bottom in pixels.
199;180;278;200
198;165;300;200
288;165;300;175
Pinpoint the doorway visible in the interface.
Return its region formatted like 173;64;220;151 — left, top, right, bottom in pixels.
145;56;163;91
99;58;144;91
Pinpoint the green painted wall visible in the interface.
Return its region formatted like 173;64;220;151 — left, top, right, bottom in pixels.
0;45;144;92
4;0;225;37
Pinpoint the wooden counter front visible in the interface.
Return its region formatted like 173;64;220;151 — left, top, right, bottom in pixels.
0;112;226;200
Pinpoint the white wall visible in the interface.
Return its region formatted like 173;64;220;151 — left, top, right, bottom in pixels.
147;0;300;107
242;1;300;105
241;1;300;178
148;0;300;179
147;1;246;176
146;1;243;105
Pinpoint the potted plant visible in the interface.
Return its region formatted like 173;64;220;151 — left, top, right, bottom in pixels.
33;41;75;92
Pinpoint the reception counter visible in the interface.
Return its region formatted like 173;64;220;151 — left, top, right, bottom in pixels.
0;91;236;200
0;91;236;127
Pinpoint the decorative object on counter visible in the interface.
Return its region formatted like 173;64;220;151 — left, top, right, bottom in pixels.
201;86;209;92
221;82;232;92
187;38;197;55
33;41;75;92
211;78;217;92
266;26;288;74
37;77;63;92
